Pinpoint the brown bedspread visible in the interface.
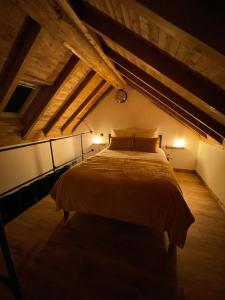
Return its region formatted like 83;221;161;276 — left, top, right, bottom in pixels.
51;154;194;248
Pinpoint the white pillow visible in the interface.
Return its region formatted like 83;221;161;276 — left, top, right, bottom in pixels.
133;128;158;138
111;128;133;137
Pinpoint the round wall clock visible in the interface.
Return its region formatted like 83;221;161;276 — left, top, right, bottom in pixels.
116;89;127;103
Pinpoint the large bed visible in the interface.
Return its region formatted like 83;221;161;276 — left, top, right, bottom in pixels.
51;138;194;249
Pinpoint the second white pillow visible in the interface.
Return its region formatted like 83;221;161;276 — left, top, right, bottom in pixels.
111;128;133;137
133;128;158;138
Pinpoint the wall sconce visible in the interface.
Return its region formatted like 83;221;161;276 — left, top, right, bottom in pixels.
165;138;186;149
174;139;186;148
92;133;104;145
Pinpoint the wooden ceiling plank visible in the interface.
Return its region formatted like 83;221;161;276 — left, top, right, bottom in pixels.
57;0;125;86
0;16;42;112
44;70;96;135
72;1;225;115
69;83;111;125
73;85;113;132
22;55;79;138
136;0;225;56
106;48;225;137
126;79;207;138
124;75;223;144
11;0;125;89
62;79;106;135
114;0;225;66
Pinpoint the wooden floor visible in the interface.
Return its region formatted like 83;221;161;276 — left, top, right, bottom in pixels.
0;172;225;300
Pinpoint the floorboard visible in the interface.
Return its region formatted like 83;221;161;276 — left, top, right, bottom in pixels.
0;172;225;300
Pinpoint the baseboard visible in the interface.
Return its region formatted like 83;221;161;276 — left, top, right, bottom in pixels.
195;171;225;213
173;168;196;173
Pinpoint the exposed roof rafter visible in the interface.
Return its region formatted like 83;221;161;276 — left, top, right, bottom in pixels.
136;0;225;56
22;55;79;138
73;85;113;132
44;70;96;136
72;1;225;115
62;79;106;135
0;16;42;112
12;0;125;89
105;47;225;138
123;74;223;143
126;78;207;139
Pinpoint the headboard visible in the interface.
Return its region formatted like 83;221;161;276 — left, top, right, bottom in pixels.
108;134;162;148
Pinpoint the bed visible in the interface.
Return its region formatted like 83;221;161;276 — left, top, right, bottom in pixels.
51;133;194;249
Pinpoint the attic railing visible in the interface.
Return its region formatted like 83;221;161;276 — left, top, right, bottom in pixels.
0;131;92;300
0;131;92;198
0;213;22;300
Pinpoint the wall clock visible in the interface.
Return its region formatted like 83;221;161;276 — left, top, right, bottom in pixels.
116;89;127;103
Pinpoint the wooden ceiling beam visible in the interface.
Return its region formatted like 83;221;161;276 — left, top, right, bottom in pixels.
136;0;225;56
73;85;113;132
110;0;225;66
57;0;125;87
123;74;223;143
106;48;225;138
0;16;42;112
11;0;125;89
72;1;225;115
22;55;79;139
126;79;207;139
62;80;106;135
44;70;96;136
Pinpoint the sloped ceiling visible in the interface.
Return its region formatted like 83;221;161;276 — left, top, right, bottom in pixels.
0;0;224;146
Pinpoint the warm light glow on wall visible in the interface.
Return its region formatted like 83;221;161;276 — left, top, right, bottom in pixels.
92;135;103;144
174;139;186;148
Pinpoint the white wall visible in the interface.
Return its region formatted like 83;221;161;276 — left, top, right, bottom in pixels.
0;133;93;195
75;86;200;170
52;136;81;167
0;142;53;194
196;141;225;208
